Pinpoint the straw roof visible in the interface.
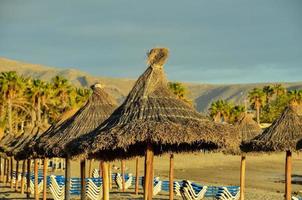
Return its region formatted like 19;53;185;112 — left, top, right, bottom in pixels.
0;133;16;156
33;84;117;158
14;124;49;160
66;48;240;160
235;113;262;141
241;105;302;152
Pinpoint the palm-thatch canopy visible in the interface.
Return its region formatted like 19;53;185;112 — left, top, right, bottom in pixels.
241;105;302;152
0;133;16;157
235;113;262;141
14;124;49;160
33;83;117;158
66;48;240;160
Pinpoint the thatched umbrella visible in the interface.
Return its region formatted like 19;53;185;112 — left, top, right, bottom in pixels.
0;133;17;186
13;125;49;196
21;110;80;200
235;113;262;200
0;133;14;184
235;113;262;142
67;48;240;200
32;83;117;200
241;104;302;200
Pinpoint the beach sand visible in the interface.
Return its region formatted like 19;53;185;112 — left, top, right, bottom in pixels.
1;152;302;199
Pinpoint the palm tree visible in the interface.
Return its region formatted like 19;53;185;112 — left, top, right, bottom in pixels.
263;85;274;104
209;100;232;122
230;105;245;123
168;82;192;105
75;88;91;106
0;71;26;135
248;88;265;124
26;79;50;126
287;90;302;105
273;84;286;97
51;75;73;110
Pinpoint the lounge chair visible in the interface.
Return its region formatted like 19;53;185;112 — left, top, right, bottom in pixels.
215;187;240;200
115;173;133;190
174;181;181;196
153;177;162;196
92;169;100;178
183;181;207;200
49;175;65;200
86;179;103;200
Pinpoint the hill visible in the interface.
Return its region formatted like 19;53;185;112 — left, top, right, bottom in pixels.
1;57;302;112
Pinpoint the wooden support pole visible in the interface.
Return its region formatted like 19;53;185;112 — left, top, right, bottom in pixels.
148;150;154;200
102;162;110;200
0;157;2;182
285;151;292;200
109;163;112;189
80;159;86;200
27;159;31;198
135;157;139;195
121;160;126;192
2;158;7;182
99;161;102;178
15;160;20;191
43;158;48;200
65;157;71;200
169;154;174;200
34;159;39;200
88;159;92;178
10;157;14;188
7;158;10;184
20;160;26;194
144;144;154;200
240;155;246;200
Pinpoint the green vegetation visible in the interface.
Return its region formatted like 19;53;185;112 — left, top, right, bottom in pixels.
0;71;91;138
168;82;192;106
209;84;302;124
209;99;245;124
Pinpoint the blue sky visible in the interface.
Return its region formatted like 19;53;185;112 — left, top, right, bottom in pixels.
0;0;302;84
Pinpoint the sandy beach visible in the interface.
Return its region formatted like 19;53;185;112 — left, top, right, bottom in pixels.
1;152;302;199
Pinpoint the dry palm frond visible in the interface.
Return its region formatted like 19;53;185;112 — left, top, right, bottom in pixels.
66;48;240;161
32;83;117;158
242;105;302;152
235;113;262;141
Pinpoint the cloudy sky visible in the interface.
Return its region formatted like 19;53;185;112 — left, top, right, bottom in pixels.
0;0;301;84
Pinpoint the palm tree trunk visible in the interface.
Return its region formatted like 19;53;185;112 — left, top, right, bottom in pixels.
37;97;41;125
8;98;13;135
256;104;260;124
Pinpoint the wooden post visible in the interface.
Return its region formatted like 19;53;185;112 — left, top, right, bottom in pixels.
135;157;139;195
20;160;26;194
240;155;246;200
34;159;39;200
88;159;92;178
0;157;2;182
144;144;154;200
7;158;10;184
121;160;126;192
10;157;14;188
102;162;110;200
109;163;112;189
99;161;102;178
27;159;31;198
15;160;20;191
65;157;71;200
285;151;292;200
169;154;174;200
80;159;86;200
43;158;48;200
2;158;7;182
148;149;154;200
